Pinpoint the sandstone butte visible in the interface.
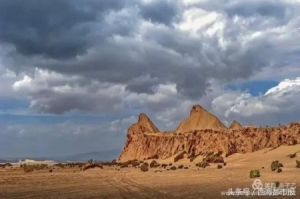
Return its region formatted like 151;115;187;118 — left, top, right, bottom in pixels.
117;105;300;162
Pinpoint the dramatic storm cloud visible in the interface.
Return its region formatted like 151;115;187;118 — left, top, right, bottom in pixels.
1;0;300;157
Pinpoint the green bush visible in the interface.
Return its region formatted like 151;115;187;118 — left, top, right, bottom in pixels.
271;161;279;171
250;170;260;178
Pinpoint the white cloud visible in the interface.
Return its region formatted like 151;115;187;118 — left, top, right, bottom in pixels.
212;77;300;125
265;77;300;95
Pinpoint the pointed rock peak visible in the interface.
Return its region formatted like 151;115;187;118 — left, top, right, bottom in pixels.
229;120;243;129
137;113;159;133
174;104;227;133
138;113;150;123
190;105;206;116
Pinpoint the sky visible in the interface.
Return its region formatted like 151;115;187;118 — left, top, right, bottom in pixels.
1;0;300;157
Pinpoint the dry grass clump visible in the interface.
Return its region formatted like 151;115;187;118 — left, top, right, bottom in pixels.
23;165;34;173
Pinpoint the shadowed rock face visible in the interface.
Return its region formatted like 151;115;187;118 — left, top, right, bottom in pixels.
117;105;300;162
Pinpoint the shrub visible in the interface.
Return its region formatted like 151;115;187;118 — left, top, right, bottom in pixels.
178;165;184;169
196;162;209;168
184;167;188;169
168;163;172;166
271;161;279;171
82;162;103;171
150;160;159;168
274;181;280;188
271;161;283;171
217;165;223;169
140;163;149;172
34;164;48;170
277;168;282;173
49;169;53;172
296;160;300;168
250;170;260;178
23;165;34;173
54;163;65;168
288;153;297;158
161;164;168;168
223;162;227;166
170;166;177;170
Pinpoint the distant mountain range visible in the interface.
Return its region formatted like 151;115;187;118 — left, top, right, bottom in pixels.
0;149;122;163
53;149;122;162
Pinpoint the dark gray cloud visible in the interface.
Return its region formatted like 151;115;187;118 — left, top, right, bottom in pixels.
1;0;300;114
139;0;181;25
0;0;127;59
2;0;300;158
224;0;288;19
125;75;159;94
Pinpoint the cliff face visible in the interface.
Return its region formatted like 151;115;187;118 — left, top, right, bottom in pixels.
117;105;300;162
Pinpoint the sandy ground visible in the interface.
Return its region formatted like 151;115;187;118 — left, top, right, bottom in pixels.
1;145;300;199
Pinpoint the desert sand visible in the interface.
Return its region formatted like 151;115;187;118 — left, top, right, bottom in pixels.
1;145;300;199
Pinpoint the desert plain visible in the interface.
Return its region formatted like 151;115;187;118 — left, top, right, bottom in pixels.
1;144;300;199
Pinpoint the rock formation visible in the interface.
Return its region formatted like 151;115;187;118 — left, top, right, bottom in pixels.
117;105;300;162
229;120;243;130
174;105;227;133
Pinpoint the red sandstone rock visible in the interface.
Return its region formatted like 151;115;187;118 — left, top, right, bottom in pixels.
117;105;300;162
